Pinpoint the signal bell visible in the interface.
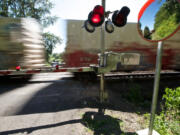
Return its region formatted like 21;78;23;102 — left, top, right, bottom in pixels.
84;20;95;33
112;6;130;27
105;20;114;33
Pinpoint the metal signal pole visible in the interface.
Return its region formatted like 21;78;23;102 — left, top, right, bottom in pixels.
99;0;106;114
148;41;163;135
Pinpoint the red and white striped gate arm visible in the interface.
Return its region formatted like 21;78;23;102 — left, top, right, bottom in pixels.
0;67;94;76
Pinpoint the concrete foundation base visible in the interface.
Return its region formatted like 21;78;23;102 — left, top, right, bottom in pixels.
136;128;160;135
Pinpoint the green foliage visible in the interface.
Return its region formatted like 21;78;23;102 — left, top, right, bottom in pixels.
0;0;61;61
48;53;64;63
138;22;142;29
152;13;179;40
153;0;180;40
163;87;180;112
144;87;180;135
43;32;61;55
0;0;56;26
144;26;151;39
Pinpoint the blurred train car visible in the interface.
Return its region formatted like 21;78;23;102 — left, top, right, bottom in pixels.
63;20;180;72
0;18;45;71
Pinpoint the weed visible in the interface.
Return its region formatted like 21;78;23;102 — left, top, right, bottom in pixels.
144;87;180;135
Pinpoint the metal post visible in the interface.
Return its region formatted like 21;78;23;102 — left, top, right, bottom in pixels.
101;0;105;56
98;0;106;114
148;41;163;135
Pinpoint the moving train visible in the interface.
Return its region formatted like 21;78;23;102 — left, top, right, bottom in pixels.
0;18;45;71
63;20;180;72
0;18;179;77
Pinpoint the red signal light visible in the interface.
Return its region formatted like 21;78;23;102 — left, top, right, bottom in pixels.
16;66;21;71
93;5;104;16
91;14;101;23
112;6;130;27
116;14;125;25
55;65;59;70
88;5;105;27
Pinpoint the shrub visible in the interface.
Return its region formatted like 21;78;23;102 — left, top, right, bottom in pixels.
144;87;180;135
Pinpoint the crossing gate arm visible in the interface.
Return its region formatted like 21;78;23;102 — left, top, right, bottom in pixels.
0;67;95;76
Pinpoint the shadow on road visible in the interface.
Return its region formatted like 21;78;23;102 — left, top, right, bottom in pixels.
0;112;137;135
1;74;180;116
0;75;179;134
82;112;137;135
0;76;27;94
0;119;81;135
0;74;72;95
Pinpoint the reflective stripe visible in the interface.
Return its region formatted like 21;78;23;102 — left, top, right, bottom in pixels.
0;71;11;75
26;70;41;74
0;67;93;75
53;69;67;72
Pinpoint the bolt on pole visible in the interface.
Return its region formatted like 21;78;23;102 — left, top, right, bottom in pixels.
148;41;163;135
98;0;106;114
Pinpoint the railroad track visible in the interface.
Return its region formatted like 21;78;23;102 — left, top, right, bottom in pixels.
103;70;180;80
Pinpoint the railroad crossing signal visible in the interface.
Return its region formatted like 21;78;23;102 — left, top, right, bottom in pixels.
112;6;130;27
84;5;104;33
88;5;105;27
84;5;130;33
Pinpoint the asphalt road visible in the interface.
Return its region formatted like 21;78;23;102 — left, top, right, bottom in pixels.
0;73;179;135
0;73;99;135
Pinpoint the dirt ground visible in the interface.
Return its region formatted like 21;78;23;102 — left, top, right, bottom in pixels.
78;75;180;135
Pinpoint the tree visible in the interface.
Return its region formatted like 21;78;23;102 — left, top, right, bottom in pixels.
138;22;143;34
48;52;65;64
43;32;61;61
144;26;151;39
0;0;61;61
